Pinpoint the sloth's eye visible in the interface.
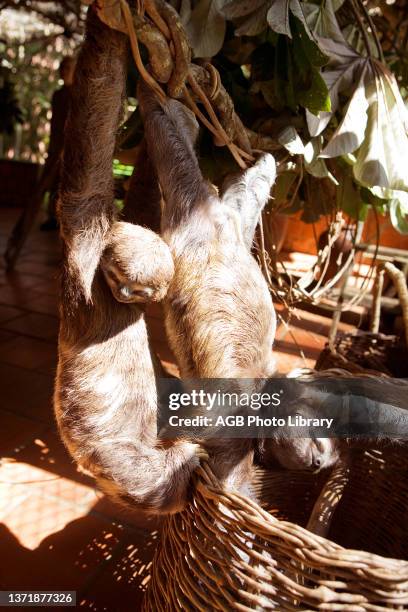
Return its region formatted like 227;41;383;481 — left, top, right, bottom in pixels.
132;288;153;298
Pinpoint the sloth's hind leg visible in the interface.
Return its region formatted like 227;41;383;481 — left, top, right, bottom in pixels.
221;154;276;250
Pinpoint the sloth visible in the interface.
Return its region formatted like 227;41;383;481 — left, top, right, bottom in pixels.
138;82;277;496
53;10;205;515
138;82;342;493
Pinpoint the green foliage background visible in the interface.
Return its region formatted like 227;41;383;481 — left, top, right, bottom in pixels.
1;0;408;232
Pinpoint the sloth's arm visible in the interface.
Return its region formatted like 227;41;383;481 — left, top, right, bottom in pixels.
138;80;214;230
59;10;127;301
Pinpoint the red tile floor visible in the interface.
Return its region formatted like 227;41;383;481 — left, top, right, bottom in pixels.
0;208;353;610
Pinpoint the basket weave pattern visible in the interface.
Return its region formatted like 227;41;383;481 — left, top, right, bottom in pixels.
144;455;408;611
144;360;408;610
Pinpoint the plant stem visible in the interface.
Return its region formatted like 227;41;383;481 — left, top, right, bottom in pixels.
384;262;408;347
355;0;385;63
370;267;384;334
349;0;372;58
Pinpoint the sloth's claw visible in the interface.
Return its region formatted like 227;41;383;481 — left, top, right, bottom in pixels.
191;443;209;462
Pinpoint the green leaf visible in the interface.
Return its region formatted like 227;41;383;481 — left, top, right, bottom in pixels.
178;0;192;25
222;0;266;19
300;176;333;222
222;38;256;65
303;0;345;43
251;42;275;81
321;63;369;157
185;0;227;58
359;186;388;207
267;0;291;37
234;5;270;36
306;49;364;137
336;171;367;221
303;138;338;183
256;80;283;110
221;0;269;36
273;171;298;205
297;67;331;114
267;0;313;39
353;64;408;194
390;195;408;234
289;0;313;38
292;18;328;67
278;126;304;154
291;17;331;114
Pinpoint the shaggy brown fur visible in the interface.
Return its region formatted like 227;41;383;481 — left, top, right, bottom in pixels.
138;81;277;497
54;10;204;515
121;140;162;232
138;83;342;491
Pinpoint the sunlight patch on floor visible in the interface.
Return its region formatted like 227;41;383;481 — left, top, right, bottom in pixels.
0;458;97;549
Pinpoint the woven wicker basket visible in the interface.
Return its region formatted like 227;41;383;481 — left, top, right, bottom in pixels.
143;368;408;610
315;330;407;377
143;450;408;611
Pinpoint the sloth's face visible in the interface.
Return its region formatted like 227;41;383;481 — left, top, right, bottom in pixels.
101;262;157;304
271;437;340;472
100;221;175;304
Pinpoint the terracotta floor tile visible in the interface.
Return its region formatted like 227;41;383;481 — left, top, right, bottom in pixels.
292;327;327;352
0;285;34;307
7;261;55;279
283;308;354;338
7;433;162;532
0;335;57;373
273;350;315;374
3;273;47;291
10;429;95;488
28;292;60;317
18;250;61;267
0;460;97;518
275;324;326;356
29;278;60;296
0;410;47;455
0;502;125;590
0;304;24;324
0;329;14;343
1;312;59;341
0;362;54;422
275;338;323;363
79;529;159;611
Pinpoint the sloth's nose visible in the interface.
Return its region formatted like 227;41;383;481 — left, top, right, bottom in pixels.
312;456;321;469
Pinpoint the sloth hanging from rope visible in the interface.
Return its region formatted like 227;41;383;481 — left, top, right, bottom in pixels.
138;79;277;497
54;8;208;515
54;2;340;516
132;1;339;488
